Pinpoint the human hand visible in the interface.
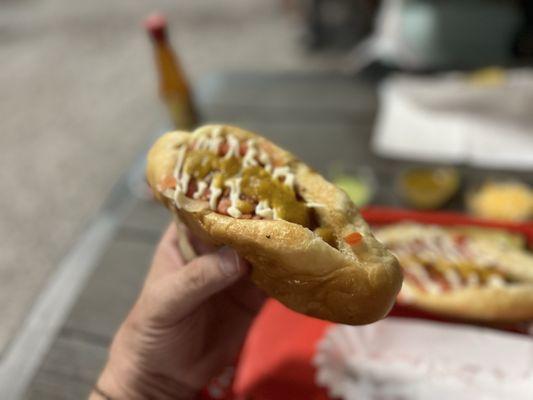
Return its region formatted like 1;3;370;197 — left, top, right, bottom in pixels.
91;223;265;399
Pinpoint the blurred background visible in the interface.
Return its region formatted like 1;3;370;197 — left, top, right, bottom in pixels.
0;0;324;360
1;0;533;399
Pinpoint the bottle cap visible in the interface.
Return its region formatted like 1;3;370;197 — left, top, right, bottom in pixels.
144;12;167;42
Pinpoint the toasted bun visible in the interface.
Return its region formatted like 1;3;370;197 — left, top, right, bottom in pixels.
377;223;533;322
146;125;402;325
400;283;533;322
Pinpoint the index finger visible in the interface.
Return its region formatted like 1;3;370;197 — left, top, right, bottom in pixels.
146;223;186;281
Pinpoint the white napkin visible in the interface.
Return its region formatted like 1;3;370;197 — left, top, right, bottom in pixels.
314;318;533;400
373;70;533;170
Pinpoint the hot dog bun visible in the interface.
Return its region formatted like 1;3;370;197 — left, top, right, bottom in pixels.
376;223;533;322
146;125;402;325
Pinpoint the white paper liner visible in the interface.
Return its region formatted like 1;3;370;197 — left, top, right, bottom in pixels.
372;70;533;170
314;318;533;400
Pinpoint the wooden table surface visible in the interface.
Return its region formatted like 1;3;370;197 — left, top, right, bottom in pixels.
22;72;533;399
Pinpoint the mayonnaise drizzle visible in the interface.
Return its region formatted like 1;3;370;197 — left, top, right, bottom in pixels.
209;180;222;210
174;188;186;208
193;181;208;199
466;272;479;287
225;178;242;218
242;139;258;168
377;225;512;292
488;274;505;288
307;202;326;208
169;129;307;220
173;145;187;180
272;166;290;178
209;135;223;153
272;166;295;190
258;150;272;172
410;261;442;294
194;136;210;150
224;135;240;159
213;126;223;136
179;172;190;196
255;200;274;219
444;269;462;290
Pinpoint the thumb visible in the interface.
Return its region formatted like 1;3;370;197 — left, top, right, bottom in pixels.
146;247;249;322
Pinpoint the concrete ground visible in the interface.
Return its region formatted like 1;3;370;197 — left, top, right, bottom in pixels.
0;0;338;354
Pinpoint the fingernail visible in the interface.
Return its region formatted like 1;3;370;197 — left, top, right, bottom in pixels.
218;246;241;277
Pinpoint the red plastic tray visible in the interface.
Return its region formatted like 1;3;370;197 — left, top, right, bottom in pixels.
200;207;533;400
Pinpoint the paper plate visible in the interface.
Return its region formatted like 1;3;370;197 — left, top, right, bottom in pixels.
314;318;533;400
